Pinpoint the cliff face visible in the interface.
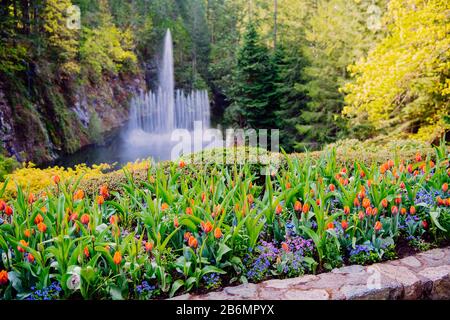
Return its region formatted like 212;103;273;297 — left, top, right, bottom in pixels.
0;69;145;164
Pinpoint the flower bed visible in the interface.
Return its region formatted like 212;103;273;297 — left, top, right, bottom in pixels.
0;145;449;300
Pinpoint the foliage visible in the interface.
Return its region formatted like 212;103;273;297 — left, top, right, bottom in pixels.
343;0;450;142
0;143;449;299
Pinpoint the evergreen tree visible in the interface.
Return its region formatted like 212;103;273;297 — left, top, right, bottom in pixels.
229;23;276;129
273;46;309;152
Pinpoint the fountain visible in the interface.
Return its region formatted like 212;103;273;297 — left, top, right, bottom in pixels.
128;29;211;134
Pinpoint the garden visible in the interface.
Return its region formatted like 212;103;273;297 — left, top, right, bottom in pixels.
0;143;449;300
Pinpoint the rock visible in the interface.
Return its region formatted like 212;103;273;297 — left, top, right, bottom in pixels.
400;256;422;269
223;283;258;299
283;289;329;300
418;265;450;299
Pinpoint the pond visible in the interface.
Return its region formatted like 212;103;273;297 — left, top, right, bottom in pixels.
48;122;225;169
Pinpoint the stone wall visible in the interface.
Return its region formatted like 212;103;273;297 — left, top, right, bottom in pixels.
173;247;450;300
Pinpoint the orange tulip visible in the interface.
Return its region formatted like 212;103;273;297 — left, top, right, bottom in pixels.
353;198;360;207
0;270;8;286
84;246;90;258
302;203;310;214
74;189;84;201
326;222;334;230
362;198;371;209
188;236;198;249
186;207;193;215
17;240;28;253
4;205;13;216
34;214;44;225
294;201;302;212
281;242;290;252
179;160;186;168
372;207;379;216
275;204;283;215
316;199;321;206
286;182;291;189
400;208;407;215
81;214;90;225
201;221;213;233
37;222;47;233
214;228;223;239
174;217;179;228
443;183;449;193
100;185;109;198
24;229;31;238
52;175;60;185
28;193;36;205
97;195;105;205
344;206;350;215
145;241;153;252
374;221;383;232
409;206;416;215
365;207;373;216
341;220;348;230
109;215;118;225
247;194;254;205
329;184;336;192
113;251;122;265
358;211;365;220
387;159;394;168
184;232;192;241
161;203;169;211
381;199;388;208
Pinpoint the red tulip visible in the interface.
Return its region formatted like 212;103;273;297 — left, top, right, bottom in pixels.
84;246;90;258
81;214;90;225
400;182;405;189
329;184;336;192
391;206;398;215
326;222;334;230
179;160;186;169
27;253;35;263
17;240;28;253
422;220;428;229
358;211;365;220
415;153;422;162
4;205;13;216
341;220;348;230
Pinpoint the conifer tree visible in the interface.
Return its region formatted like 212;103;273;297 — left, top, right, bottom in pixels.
229;23;276;129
